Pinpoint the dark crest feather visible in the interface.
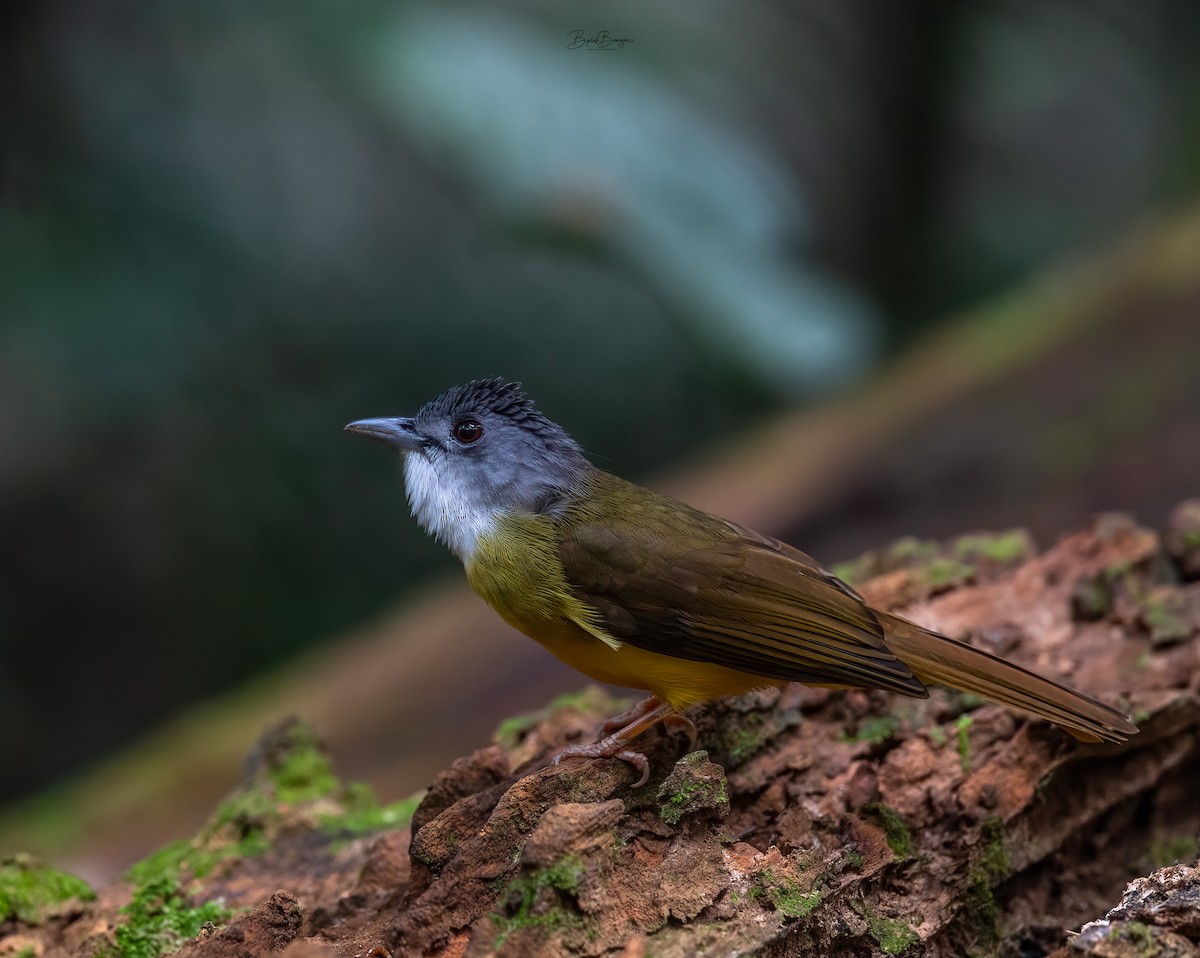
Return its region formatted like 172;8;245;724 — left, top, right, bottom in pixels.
420;377;538;420
420;378;579;450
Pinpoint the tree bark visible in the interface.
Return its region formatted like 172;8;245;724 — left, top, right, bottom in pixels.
9;506;1200;958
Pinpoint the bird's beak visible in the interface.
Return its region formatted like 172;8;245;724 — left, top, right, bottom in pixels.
343;417;423;452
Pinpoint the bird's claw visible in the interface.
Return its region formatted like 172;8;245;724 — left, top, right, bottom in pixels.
661;712;698;751
552;741;651;787
549;699;680;787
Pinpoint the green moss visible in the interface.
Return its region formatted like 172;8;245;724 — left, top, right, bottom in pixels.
411;846;437;868
888;537;939;564
720;713;773;764
544;856;584;894
494;688;631;749
0;854;95;924
952;692;987;713
15;946;37;958
658;751;729;825
830;559;865;586
269;742;338;804
329;793;421;836
493;715;538;750
109;719;424;957
211;785;276;830
125;824;269;887
868;915;919;954
112;876;231;958
1072;574;1113;620
865;803;914;860
957;817;1009;950
249;718;336;810
126;840;201;887
492;855;586;948
756;870;823;919
1103;557;1134;579
559;770;602;805
844;849;863;870
722;725;766;763
127;717;418;894
844;714;899;746
244;719;339;805
1141;592;1193;645
923;558;976;589
119;718;423;955
660;778;718;825
955;714;973;773
124;845;189;888
318;783;422;838
839;537;998;589
716;706;801;765
978;817;1009;881
960;872;999;948
548;688;623;713
1114;921;1156;949
953;531;1031;564
1146;832;1198;868
772;885;823;920
856;900;920;955
927;725;947;747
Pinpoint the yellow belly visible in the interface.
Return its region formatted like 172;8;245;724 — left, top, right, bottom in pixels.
518;616;782;710
466;514;777;710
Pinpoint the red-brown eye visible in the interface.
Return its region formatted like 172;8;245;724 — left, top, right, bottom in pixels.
452;418;483;444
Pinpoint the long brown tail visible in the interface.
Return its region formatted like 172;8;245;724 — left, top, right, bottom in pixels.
879;612;1138;743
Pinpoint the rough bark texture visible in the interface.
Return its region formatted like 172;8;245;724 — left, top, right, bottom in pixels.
5;505;1200;958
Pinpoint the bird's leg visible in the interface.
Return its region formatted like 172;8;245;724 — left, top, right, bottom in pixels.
598;695;664;736
601;697;696;747
552;701;677;787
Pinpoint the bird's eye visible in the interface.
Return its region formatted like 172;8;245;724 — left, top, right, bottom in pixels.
452;418;484;444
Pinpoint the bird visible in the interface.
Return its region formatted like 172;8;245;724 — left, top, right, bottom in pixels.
345;378;1137;785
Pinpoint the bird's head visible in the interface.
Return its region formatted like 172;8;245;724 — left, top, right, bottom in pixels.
345;378;589;560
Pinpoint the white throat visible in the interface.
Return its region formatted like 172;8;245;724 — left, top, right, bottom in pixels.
403;453;501;563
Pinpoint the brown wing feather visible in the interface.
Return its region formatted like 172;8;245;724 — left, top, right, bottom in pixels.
558;473;927;697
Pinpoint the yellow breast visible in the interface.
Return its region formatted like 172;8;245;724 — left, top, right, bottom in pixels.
465;513;776;710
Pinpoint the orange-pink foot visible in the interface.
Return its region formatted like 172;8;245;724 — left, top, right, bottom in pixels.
551;700;696;787
552;738;654;787
598;695;665;736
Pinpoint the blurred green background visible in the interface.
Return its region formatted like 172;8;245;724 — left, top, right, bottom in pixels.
2;0;1199;826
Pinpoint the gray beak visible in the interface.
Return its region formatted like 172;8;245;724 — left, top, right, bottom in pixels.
344;417;423;452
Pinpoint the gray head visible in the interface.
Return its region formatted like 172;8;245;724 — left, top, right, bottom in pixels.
345;379;590;561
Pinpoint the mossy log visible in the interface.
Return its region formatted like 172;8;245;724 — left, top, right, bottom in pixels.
5;505;1199;957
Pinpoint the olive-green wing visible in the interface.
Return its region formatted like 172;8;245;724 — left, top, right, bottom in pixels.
558;494;926;697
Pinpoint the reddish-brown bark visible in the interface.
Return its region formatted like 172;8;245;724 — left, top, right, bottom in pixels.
8;506;1200;958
